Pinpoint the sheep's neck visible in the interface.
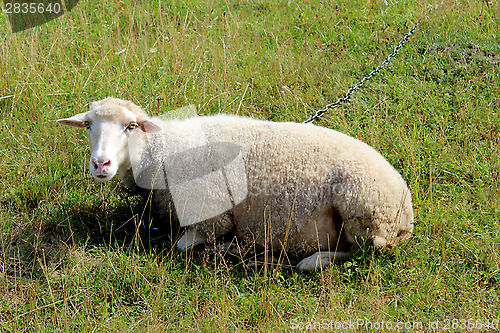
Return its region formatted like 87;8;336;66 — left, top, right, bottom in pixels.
118;164;136;188
118;129;147;188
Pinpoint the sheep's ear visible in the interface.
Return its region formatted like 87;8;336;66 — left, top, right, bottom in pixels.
57;113;88;128
137;118;161;133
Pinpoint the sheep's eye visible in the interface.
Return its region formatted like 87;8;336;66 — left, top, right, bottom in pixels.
126;122;138;130
84;121;91;130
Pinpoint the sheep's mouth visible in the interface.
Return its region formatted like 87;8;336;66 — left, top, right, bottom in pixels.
93;174;112;181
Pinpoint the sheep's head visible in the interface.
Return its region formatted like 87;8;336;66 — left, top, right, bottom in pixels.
57;97;161;182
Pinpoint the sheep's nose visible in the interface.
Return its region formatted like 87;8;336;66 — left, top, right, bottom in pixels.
92;158;111;173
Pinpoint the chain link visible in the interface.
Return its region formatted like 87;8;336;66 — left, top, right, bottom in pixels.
303;21;419;124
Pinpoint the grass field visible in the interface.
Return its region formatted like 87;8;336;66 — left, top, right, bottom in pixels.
0;0;499;331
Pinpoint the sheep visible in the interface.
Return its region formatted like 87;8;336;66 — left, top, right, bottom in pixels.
57;97;414;271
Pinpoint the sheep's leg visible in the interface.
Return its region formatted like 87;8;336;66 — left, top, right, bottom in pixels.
296;251;350;271
177;227;206;252
177;211;235;252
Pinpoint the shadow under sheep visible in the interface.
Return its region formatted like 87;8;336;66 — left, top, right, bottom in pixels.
121;187;307;271
1;185;367;278
0;189;178;278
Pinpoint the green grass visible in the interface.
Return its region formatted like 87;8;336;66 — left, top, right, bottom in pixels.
1;0;499;331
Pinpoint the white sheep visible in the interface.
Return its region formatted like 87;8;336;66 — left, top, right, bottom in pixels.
57;97;414;271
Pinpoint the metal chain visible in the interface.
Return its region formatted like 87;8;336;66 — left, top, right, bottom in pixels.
303;21;420;124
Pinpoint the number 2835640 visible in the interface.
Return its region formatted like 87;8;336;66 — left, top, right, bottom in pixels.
4;2;62;15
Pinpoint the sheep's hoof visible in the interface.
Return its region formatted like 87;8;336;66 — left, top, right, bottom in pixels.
176;229;206;252
297;251;350;271
373;236;388;248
